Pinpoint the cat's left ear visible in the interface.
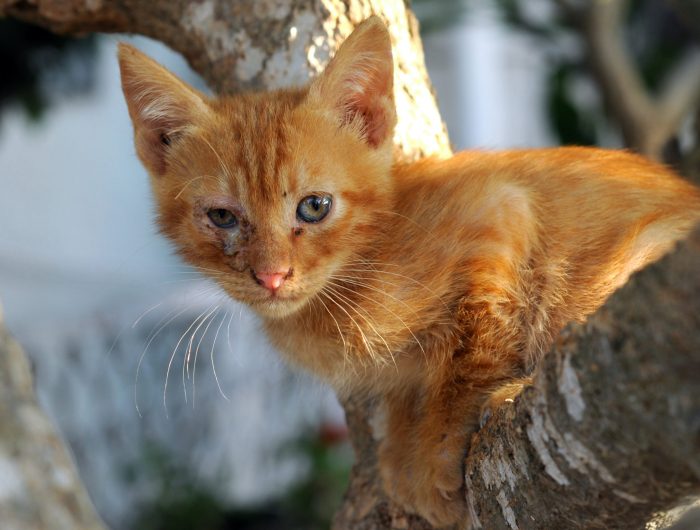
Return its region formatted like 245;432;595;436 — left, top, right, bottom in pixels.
118;43;212;175
309;16;396;148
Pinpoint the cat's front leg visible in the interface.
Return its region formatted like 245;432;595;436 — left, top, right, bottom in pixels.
379;371;526;527
377;386;422;511
378;382;472;527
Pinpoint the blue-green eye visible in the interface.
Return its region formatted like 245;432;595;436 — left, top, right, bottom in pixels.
297;194;332;223
207;208;237;228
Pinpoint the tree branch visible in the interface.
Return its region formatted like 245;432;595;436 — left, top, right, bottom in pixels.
0;0;450;161
465;225;700;529
582;0;700;160
656;49;700;148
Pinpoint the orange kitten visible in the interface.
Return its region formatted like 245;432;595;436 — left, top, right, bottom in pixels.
118;17;700;526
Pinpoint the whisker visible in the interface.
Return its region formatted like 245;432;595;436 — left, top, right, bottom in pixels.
185;304;219;382
331;274;418;312
164;304;215;417
316;292;349;361
323;283;397;370
210;310;231;401
191;305;221;408
106;300;166;357
336;267;450;310
194;265;233;276
320;288;376;367
200;135;233;181
131;300;166;329
174;175;216;200
330;274;451;326
156;278;220;286
373;210;438;237
134;304;192;418
327;279;427;360
226;308;235;360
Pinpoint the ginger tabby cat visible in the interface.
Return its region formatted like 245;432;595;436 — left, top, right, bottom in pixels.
119;17;700;527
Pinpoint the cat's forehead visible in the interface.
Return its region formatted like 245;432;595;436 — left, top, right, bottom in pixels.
201;89;330;207
214;89;307;133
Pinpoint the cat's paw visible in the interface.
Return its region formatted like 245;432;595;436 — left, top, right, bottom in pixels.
479;379;530;427
413;431;468;526
379;433;467;527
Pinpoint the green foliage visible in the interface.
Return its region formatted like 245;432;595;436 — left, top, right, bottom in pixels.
0;19;97;122
279;430;352;528
128;444;229;530
129;430;351;530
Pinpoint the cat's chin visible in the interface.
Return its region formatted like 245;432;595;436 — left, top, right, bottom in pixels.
248;295;309;320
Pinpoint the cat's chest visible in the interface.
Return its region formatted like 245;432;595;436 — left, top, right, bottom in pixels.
263;313;357;383
263;279;455;387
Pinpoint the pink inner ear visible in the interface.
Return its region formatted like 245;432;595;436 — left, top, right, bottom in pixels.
342;98;388;148
338;68;392;148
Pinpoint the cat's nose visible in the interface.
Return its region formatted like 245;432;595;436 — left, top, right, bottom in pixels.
253;268;291;292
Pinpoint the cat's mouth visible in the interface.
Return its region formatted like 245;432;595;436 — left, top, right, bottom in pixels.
250;292;309;319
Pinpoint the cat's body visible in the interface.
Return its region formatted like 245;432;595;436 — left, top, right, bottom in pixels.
271;147;699;389
119;17;700;527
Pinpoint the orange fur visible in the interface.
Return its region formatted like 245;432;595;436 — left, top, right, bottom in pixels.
118;17;700;526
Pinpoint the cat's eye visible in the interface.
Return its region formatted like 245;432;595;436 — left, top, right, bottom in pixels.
297;194;332;223
207;208;238;228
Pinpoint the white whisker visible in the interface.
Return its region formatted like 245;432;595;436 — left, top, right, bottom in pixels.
324;283;397;370
316;293;348;360
328;278;427;360
134;305;192;418
191;306;221;408
164;304;215;417
320;288;375;366
210;310;231;401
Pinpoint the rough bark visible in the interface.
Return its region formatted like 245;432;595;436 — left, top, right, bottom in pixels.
2;1;699;529
464;226;700;530
0;318;107;530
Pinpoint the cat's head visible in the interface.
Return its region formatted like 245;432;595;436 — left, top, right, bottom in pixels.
119;17;396;318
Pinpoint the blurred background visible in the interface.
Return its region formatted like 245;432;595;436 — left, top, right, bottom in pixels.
1;1;699;528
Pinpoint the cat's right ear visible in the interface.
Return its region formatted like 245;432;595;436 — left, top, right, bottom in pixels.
118;43;211;175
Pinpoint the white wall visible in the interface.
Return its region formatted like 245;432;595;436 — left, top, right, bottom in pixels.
422;7;553;151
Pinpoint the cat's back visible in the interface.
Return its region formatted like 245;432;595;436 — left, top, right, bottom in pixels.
394;146;700;228
392;146;700;326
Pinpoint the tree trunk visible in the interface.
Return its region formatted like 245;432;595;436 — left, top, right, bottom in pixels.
0;0;450;161
0;318;107;530
1;1;698;529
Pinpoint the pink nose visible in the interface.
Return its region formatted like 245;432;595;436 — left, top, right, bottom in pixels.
254;269;291;292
